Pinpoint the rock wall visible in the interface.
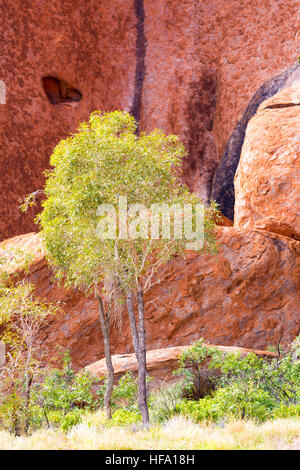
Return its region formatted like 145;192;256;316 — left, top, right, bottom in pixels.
141;1;299;204
0;0;299;239
1;227;298;370
0;1;299;370
0;0;136;240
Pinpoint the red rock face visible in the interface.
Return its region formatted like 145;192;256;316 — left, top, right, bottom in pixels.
0;2;299;371
141;0;299;201
1;229;298;370
0;0;299;239
0;0;136;240
234;84;300;240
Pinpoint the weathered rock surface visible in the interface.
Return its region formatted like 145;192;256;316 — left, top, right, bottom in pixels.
0;0;299;239
84;344;275;384
234;83;300;240
141;0;299;204
0;0;136;241
211;63;300;220
1;228;298;370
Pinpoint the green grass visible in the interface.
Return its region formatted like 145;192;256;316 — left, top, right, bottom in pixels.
0;413;299;450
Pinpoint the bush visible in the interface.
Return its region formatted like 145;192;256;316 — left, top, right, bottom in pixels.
177;388;300;424
173;339;221;400
0;282;58;435
210;339;300;408
34;351;100;431
96;372;139;413
60;410;83;432
172;336;300;424
273;403;300;419
211;385;276;422
175;396;223;423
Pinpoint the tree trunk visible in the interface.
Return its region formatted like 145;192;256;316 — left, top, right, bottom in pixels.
96;294;114;420
126;290;140;360
24;372;33;435
136;286;149;426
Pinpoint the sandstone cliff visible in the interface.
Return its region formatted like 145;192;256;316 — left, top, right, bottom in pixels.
0;0;299;239
0;1;299;372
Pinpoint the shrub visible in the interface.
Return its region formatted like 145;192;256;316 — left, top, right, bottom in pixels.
0;281;58;435
34;351;100;431
210;337;300;408
273;403;300;419
175;396;223;423
173;339;221;400
60;410;83;432
173;336;300;424
96;372;139;412
112;372;139;411
149;382;184;423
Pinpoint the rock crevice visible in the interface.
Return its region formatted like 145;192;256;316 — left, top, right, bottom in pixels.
130;0;147;130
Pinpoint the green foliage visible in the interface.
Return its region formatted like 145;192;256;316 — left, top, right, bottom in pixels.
111;372;139;410
60;410;83;432
108;409;141;427
210;341;300;407
149;382;184;423
171;336;300;424
39;110;217;293
0;246;34;284
173;339;221;399
273;403;300;419
0;282;57;352
97;372;140;413
176;387;300;425
175;397;223;423
0;391;25;435
0;377;46;435
0;281;58;435
211;386;276;422
35;351;100;429
0;350;100;435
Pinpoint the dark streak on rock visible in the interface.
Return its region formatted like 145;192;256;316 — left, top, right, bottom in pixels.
131;0;147;134
263;102;300;110
210;62;300;221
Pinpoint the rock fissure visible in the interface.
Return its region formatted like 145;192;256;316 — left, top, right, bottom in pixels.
263;102;300;110
130;0;147;132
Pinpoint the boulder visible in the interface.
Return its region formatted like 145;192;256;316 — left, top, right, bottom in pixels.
84;344;275;385
210;63;300;220
234;83;300;239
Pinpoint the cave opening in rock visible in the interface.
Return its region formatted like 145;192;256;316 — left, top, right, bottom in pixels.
42;76;82;105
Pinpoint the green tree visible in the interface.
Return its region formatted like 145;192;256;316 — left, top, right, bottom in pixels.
0;281;57;434
39;110;218;425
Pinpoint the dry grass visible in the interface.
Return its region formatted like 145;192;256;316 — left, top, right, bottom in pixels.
0;414;299;450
